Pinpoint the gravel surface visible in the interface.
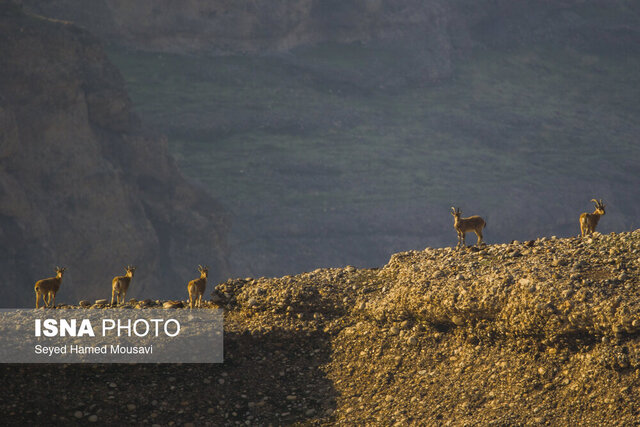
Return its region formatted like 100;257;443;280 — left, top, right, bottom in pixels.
2;230;640;425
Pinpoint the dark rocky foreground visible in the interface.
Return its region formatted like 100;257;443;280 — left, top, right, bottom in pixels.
2;231;640;425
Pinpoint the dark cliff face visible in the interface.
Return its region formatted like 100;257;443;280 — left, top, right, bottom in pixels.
0;7;230;306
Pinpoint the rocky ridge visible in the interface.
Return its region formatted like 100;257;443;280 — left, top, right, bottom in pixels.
3;231;640;425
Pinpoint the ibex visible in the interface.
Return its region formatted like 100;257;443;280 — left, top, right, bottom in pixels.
451;207;486;248
580;199;606;237
111;265;136;306
188;265;208;309
34;266;66;309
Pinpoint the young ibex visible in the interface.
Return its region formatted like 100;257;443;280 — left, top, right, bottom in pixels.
111;265;136;306
580;199;606;237
34;266;66;309
451;207;486;248
188;265;208;309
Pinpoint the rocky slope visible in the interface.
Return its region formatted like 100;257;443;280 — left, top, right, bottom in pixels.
2;231;640;425
0;5;230;306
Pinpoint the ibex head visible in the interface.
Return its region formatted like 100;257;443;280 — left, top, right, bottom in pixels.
125;265;136;276
198;265;209;278
591;199;606;214
451;207;461;218
55;266;66;277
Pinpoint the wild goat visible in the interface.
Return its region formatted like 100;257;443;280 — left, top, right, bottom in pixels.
34;266;66;308
451;207;486;248
188;265;208;309
111;265;136;306
580;199;606;237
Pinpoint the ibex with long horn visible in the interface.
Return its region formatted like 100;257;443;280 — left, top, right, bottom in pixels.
451;207;486;249
580;199;606;237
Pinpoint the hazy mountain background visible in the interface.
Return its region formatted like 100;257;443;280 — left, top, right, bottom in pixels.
2;0;639;305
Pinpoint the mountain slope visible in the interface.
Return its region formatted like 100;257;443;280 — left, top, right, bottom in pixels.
21;0;640;281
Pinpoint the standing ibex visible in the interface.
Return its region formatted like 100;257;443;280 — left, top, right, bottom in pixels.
451;207;486;248
188;265;208;309
111;265;136;306
580;199;606;237
34;266;66;308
